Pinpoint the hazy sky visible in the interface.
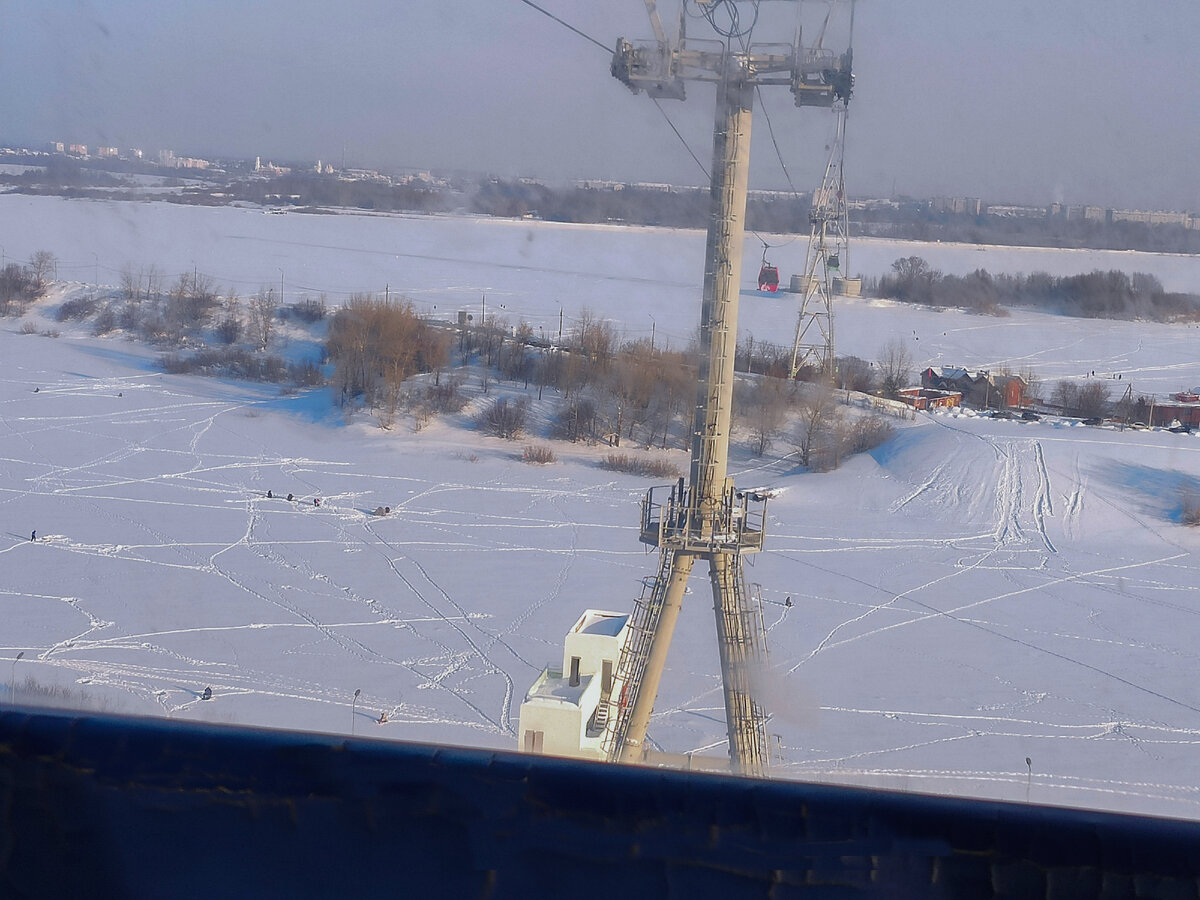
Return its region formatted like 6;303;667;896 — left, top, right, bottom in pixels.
3;1;1198;210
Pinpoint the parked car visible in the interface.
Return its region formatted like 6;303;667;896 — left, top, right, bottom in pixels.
1020;410;1041;421
1082;416;1104;426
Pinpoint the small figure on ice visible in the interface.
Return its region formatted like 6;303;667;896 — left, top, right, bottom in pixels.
30;530;36;542
201;686;213;701
377;711;388;724
287;493;294;502
267;490;273;499
313;497;321;507
784;596;792;608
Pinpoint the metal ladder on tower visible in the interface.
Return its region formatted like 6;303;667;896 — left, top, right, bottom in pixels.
602;549;677;760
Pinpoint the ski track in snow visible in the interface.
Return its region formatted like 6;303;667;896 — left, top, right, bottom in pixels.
4;376;548;740
764;411;1200;812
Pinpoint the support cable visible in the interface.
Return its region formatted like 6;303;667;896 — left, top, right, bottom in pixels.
513;0;611;53
512;0;711;183
653;98;710;180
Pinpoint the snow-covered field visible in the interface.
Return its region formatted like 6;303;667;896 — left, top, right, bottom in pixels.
3;196;1200;821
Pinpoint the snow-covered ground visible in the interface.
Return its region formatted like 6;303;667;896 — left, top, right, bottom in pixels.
3;197;1200;821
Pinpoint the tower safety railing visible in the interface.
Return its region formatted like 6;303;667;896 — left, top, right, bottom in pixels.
639;480;767;554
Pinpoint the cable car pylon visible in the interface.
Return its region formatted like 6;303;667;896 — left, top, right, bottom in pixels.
603;0;853;777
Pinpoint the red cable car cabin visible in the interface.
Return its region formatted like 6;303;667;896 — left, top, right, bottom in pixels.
757;262;779;292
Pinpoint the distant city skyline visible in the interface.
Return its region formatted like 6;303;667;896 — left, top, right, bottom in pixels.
12;138;1200;224
3;1;1198;211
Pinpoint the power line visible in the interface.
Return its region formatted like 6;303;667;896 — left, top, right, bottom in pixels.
514;0;611;54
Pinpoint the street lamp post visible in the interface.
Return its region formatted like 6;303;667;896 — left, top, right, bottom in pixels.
278;268;284;307
9;651;24;704
351;688;361;734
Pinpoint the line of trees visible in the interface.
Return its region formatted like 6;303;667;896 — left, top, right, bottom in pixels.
8;248;897;472
869;257;1200;322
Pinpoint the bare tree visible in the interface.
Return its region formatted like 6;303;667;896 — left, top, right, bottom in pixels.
1020;367;1041;406
29;251;57;294
876;338;913;399
1050;380;1080;414
739;376;793;456
215;291;243;344
1077;382;1111;418
249;289;277;350
793;380;840;470
836;355;875;393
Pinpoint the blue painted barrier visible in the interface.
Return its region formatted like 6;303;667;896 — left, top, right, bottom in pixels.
2;706;1199;898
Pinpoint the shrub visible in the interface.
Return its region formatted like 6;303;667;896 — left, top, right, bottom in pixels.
523;444;556;464
600;453;682;478
214;316;242;344
118;303;143;332
11;676;121;713
289;298;327;322
158;348;290;382
1183;490;1200;527
427;380;468;414
847;415;895;454
288;360;324;386
477;396;529;439
56;295;100;322
20;320;38;334
92;307;117;336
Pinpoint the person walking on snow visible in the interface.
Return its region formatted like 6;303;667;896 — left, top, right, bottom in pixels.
30;530;36;542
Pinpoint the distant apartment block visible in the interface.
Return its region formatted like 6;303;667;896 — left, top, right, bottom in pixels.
986;204;1045;219
932;196;984;216
1110;208;1192;228
1048;203;1200;229
96;146;119;159
47;141;65;154
68;143;88;157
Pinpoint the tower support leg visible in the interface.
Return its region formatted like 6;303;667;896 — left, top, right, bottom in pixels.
710;551;769;777
617;551;695;763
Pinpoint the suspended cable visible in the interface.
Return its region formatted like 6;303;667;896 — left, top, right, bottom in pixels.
652;98;710;181
513;0;611;54
512;0;710;181
728;27;800;252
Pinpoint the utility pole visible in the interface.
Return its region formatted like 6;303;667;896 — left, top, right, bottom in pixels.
603;0;854;778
